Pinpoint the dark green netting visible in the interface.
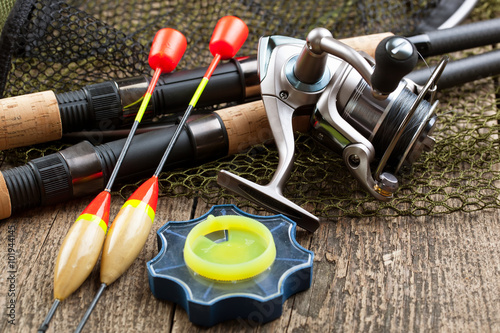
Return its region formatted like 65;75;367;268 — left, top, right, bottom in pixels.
0;0;499;218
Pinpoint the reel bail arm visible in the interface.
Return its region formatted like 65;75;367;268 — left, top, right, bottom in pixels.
380;56;448;176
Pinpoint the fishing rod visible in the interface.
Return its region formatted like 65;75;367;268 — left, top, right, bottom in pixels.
0;56;260;150
406;48;500;90
1;18;500;150
0;33;383;150
0;99;276;221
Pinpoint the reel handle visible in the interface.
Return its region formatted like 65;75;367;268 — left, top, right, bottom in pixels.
371;36;418;98
294;29;418;101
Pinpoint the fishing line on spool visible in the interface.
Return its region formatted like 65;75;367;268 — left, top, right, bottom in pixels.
372;87;433;168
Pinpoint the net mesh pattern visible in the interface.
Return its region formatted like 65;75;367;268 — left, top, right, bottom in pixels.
0;0;499;219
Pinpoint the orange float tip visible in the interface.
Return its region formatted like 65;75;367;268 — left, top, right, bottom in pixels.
80;191;111;226
209;16;248;60
148;28;187;73
127;177;159;211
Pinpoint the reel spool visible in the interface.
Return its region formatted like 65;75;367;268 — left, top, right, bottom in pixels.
311;37;447;199
218;29;447;232
327;67;437;171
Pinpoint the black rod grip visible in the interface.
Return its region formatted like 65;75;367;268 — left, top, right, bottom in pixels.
406;49;500;90
2;153;73;212
408;18;500;57
95;119;210;184
57;81;122;132
55;58;257;133
2;165;41;213
151;59;249;117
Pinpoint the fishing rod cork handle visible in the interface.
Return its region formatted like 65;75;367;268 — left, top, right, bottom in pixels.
0;81;123;150
337;32;393;58
0;91;62;150
216;100;311;156
0;173;10;219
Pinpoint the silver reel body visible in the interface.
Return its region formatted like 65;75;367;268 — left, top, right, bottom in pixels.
218;29;446;232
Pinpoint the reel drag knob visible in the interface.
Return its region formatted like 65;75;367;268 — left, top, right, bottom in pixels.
371;36;418;99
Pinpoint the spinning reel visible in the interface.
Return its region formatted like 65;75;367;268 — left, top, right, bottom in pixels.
218;28;447;232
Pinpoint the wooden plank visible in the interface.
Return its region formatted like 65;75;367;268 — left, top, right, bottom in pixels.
1;201;61;332
284;210;500;332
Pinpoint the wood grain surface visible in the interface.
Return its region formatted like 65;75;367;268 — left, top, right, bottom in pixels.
1;191;499;332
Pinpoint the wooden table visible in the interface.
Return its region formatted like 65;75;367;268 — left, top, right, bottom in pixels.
1;187;499;332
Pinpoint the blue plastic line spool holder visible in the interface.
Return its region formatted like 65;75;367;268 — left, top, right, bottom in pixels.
146;204;314;327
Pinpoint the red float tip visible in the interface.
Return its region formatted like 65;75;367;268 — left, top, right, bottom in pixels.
127;177;159;212
81;191;111;225
148;28;187;73
209;16;248;60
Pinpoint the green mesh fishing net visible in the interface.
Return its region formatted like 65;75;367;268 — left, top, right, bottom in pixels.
0;0;499;218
